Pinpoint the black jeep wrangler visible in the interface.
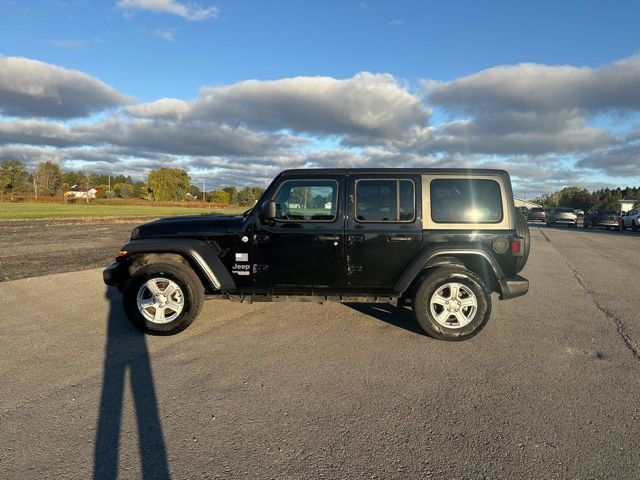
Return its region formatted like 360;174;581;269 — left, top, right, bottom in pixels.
104;168;530;341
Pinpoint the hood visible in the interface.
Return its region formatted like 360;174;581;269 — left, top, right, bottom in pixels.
132;214;245;239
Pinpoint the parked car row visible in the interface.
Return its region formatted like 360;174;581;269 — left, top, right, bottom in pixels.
520;206;640;232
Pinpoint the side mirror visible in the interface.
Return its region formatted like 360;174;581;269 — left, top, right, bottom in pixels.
261;201;276;221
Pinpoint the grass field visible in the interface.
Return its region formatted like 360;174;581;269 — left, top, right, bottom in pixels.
0;202;245;219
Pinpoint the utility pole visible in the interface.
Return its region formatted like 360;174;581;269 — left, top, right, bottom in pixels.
33;170;38;200
108;175;111;193
202;179;206;202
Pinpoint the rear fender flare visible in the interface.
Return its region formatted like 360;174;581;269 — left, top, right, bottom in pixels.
394;245;504;295
120;238;236;292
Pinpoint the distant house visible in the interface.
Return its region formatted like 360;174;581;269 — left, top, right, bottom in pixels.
64;188;97;202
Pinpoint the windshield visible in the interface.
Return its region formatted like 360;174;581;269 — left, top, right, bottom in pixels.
556;208;575;213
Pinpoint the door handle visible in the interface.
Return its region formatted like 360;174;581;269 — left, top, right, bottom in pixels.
317;234;340;242
388;235;413;242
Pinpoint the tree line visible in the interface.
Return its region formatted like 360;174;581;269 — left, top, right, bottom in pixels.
531;186;640;211
0;160;265;204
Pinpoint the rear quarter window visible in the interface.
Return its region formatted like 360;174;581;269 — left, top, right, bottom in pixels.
430;179;503;223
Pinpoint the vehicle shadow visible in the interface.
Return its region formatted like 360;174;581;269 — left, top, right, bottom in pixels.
93;287;170;480
344;302;426;336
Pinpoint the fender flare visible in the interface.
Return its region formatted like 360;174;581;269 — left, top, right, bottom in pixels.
393;244;504;295
120;238;236;291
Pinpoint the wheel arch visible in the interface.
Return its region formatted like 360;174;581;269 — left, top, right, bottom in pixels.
119;238;236;293
394;246;504;298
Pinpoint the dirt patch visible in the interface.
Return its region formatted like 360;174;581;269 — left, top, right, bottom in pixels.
0;219;147;282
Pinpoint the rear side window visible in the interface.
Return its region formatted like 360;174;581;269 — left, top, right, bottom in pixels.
430;179;503;223
356;179;415;222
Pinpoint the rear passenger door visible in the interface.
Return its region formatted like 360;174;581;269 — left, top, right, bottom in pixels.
346;175;422;291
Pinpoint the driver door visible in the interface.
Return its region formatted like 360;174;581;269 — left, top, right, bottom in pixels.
251;175;346;293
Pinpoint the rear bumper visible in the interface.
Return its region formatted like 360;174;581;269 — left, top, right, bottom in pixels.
498;275;529;300
103;262;126;288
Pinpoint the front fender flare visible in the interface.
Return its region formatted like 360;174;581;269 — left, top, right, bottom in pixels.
120;238;236;291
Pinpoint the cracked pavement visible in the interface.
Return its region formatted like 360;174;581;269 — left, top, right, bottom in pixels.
1;224;639;479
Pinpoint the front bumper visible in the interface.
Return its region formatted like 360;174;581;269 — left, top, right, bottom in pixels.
498;275;529;300
103;262;126;288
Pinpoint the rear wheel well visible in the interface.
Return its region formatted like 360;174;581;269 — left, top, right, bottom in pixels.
126;253;209;292
404;254;499;299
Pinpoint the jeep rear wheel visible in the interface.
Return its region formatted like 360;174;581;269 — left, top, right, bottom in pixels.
123;262;204;335
412;267;491;341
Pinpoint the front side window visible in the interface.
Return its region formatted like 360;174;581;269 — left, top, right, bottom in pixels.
430;179;503;223
356;179;415;222
272;180;337;221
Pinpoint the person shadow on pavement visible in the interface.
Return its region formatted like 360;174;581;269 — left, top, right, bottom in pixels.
93;287;170;480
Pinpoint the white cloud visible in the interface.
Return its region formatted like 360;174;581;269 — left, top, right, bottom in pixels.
0;57;130;118
117;0;219;21
152;28;175;42
129;73;430;144
126;98;190;118
3;54;640;191
428;55;640;113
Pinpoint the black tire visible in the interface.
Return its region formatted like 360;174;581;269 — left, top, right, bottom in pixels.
123;262;204;335
514;212;530;273
633;221;638;232
606;226;611;230
622;223;627;231
412;267;491;341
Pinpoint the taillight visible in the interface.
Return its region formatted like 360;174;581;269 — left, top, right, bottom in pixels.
511;237;524;256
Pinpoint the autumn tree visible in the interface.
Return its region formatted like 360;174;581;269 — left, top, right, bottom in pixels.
207;190;231;204
35;161;63;196
0;160;29;195
147;168;190;201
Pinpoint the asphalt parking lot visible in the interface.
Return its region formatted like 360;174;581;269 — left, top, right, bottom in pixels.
1;224;639;479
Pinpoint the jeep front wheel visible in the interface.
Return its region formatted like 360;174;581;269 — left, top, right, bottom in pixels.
412;267;491;341
123;262;204;335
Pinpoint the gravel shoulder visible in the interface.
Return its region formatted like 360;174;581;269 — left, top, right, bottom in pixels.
0;219;140;282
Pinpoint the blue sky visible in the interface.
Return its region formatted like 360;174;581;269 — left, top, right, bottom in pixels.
1;0;640;193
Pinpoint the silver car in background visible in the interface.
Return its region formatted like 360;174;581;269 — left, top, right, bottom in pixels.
547;207;578;228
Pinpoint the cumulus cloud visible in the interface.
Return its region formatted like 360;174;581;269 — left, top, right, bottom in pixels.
0;57;129;119
117;0;219;21
428;55;640;113
129;73;430;144
3;54;640;190
577;142;640;177
126;98;190;118
418;57;640;156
